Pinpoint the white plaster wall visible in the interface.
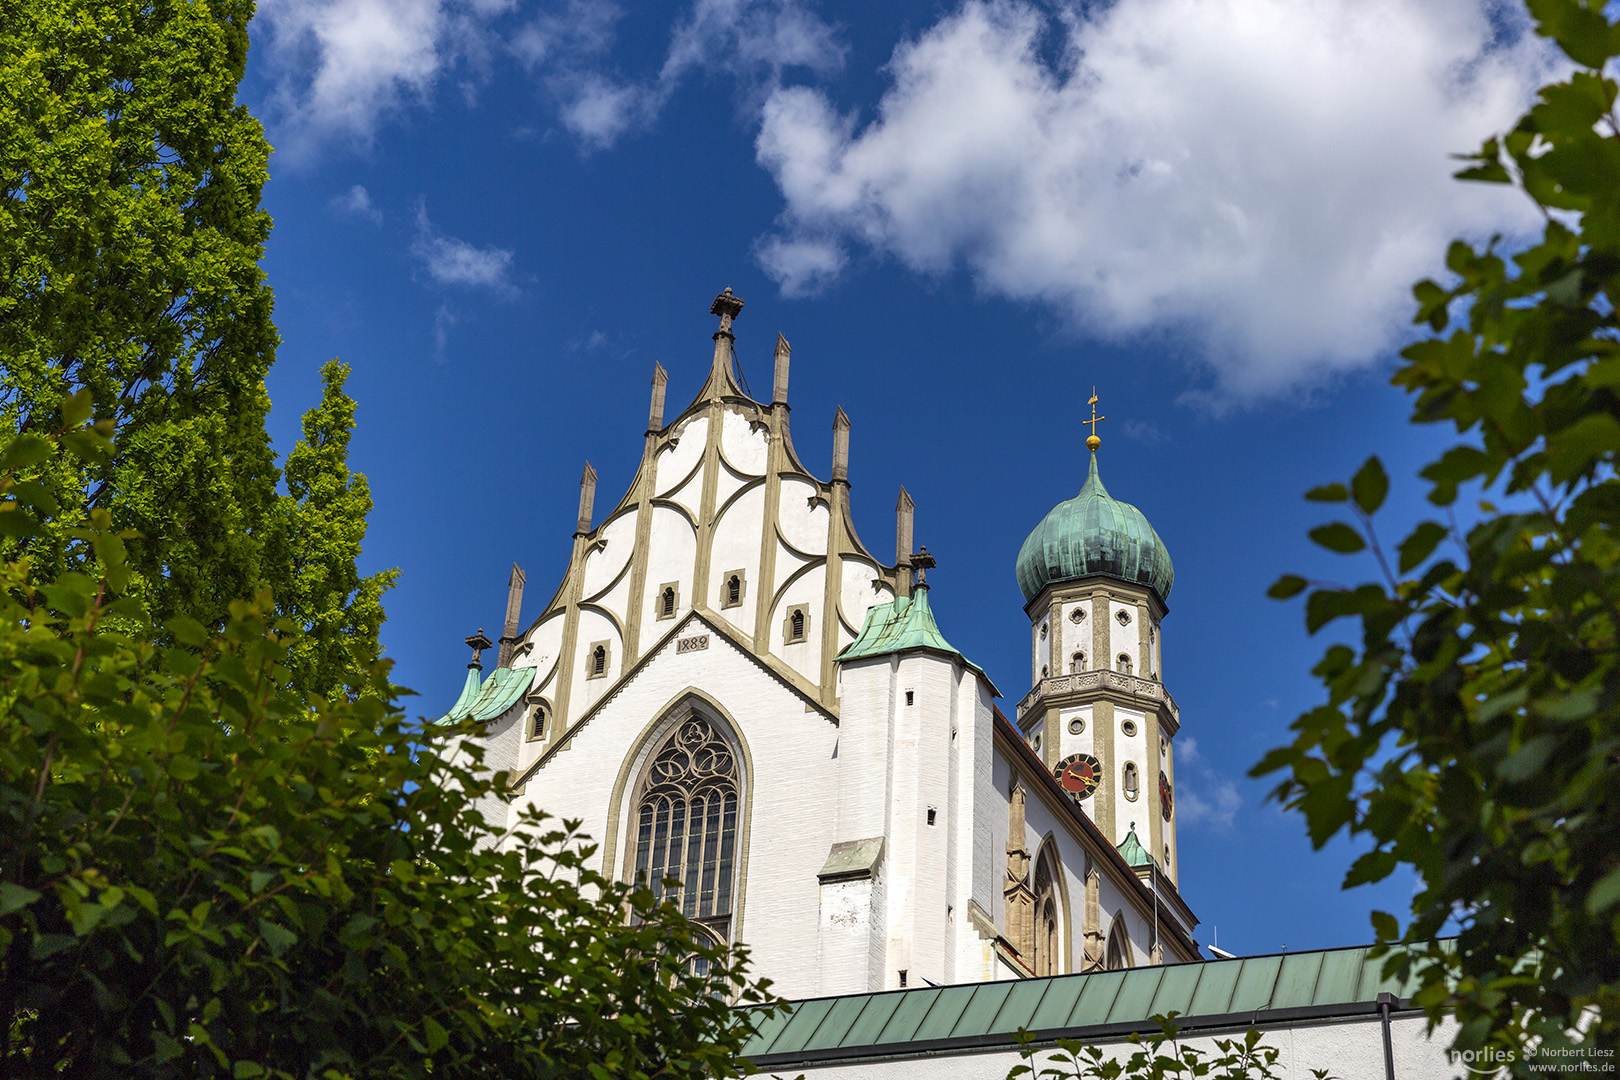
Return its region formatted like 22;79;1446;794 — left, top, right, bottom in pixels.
779;477;829;555
955;675;998;986
709;483;766;637
653;415;707;495
1035;615;1051;680
719;408;768;475
1113;707;1148;846
1108;600;1137;673
771;564;825;682
838;557;888;642
787;1012;1462;1080
641;506;698;654
570;607;623;717
1059;706;1093;759
580;511;635;598
514;622;840;1000
1026;718;1045;759
661;463;705;521
714;458;752;510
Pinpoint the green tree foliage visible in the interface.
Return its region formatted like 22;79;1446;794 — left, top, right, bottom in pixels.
0;0;391;700
1256;0;1620;1062
1009;1019;1331;1080
263;362;397;701
0;414;779;1077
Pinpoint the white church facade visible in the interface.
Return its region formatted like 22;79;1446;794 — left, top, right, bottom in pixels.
441;287;1201;1001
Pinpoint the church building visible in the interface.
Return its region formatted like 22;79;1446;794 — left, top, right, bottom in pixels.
440;287;1200;1000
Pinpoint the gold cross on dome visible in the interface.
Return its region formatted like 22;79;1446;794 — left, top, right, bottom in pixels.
1085;389;1106;447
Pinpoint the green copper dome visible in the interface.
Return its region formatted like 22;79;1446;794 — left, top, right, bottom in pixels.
1015;453;1174;606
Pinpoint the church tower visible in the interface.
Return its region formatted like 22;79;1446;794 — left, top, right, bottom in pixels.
1011;397;1183;886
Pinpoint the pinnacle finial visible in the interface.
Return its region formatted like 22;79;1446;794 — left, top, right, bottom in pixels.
710;286;744;336
1085;388;1105;452
465;628;493;671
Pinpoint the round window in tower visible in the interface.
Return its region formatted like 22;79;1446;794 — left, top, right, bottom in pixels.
1116;609;1131;626
1068;717;1085;735
1040;622;1048;639
1070;608;1085;624
1033;732;1042;752
1121;719;1138;738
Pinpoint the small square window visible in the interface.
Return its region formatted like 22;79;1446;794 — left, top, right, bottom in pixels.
586;641;611;679
783;604;810;644
926;808;936;826
905;690;915;706
656;582;680;620
721;570;746;609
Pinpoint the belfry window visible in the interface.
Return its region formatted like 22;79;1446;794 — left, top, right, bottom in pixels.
727;576;740;605
1123;762;1139;800
784;605;809;644
1116;653;1132;675
662;587;676;618
1071;652;1086;673
632;717;740;944
591;644;607;677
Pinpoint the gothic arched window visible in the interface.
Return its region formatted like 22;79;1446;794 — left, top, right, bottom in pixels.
1032;848;1061;976
1116;653;1132;675
727;575;741;605
662;587;676;618
632;717;740;943
1123;762;1140;800
1106;916;1133;970
1071;651;1086;673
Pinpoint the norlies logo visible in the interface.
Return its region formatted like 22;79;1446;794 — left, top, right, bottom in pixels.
1447;1045;1616;1075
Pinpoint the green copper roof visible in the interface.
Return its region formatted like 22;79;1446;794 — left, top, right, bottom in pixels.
434;666;533;725
837;588;998;694
1116;823;1157;871
737;942;1426;1068
1015;452;1174;606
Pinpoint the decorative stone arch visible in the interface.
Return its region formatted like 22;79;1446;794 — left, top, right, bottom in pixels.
1031;834;1074;976
600;688;756;945
1105;909;1135;970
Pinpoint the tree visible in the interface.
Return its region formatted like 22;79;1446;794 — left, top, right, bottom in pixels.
1010;1020;1331;1080
0;0;391;699
1256;0;1620;1064
0;412;780;1078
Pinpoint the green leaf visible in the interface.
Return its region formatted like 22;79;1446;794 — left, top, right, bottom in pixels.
1588;866;1620;915
1343;850;1398;888
1305;483;1349;503
0;433;53;472
1308;523;1366;554
422;1016;449;1052
1369;910;1399;943
1350;457;1388;514
0;883;42;915
257;919;298;958
1396;522;1448;573
1267;575;1307;599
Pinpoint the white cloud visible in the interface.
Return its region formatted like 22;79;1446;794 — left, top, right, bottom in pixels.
330;184;383;223
411;202;516;291
754;0;1556;400
520;0;845;151
258;0;452;157
1167;737;1240;830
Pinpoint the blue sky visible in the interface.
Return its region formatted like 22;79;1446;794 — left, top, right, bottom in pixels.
239;0;1554;960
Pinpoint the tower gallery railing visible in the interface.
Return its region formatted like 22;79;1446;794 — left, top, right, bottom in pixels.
1015;671;1179;723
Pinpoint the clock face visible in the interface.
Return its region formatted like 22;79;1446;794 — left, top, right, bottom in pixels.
1160;774;1174;819
1054;754;1101;801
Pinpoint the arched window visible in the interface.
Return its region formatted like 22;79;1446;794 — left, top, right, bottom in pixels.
530;702;548;738
662;587;676;618
1032;847;1061;976
1123;762;1140;800
1070;651;1086;673
592;645;607;676
727;575;741;605
1116;653;1132;675
785;606;807;643
632;717;740;943
1106;916;1133;970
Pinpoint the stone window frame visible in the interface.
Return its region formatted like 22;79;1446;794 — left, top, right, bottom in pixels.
526;697;552;742
1116;652;1133;675
1116;608;1132;626
1105;912;1135;970
1068;716;1085;735
587;641;611;679
783;603;810;644
720;569;746;610
1123;761;1140;800
1121;719;1138;738
1069;607;1085;624
617;706;750;957
1070;651;1086;673
657;581;680;621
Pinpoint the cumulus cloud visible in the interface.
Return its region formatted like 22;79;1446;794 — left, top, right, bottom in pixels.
257;0;454;157
518;0;845;150
330;184;383;223
1169;737;1241;831
754;0;1556;400
411;202;516;292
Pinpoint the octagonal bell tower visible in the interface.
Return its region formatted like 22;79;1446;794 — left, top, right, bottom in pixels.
1011;397;1183;886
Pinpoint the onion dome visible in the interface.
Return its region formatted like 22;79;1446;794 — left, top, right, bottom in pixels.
1014;452;1174;606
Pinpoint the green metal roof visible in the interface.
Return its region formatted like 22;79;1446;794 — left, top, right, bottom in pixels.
1015;452;1174;606
1115;823;1157;871
434;666;533;725
739;943;1424;1068
837;587;997;693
